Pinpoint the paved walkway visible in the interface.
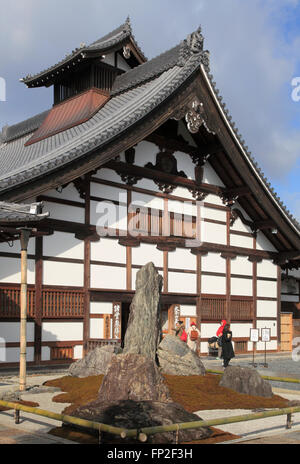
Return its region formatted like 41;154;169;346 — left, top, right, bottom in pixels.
0;353;299;444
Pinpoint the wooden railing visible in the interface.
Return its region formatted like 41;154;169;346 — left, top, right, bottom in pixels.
0;286;84;318
42;289;84;318
0;286;35;318
129;208;196;238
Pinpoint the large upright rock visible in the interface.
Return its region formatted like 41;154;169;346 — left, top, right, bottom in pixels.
219;365;273;397
123;262;163;360
157;334;206;376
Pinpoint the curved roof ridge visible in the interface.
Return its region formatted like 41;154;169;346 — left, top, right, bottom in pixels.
21;18;146;86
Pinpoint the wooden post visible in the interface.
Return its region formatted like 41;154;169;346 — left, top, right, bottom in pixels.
19;228;31;392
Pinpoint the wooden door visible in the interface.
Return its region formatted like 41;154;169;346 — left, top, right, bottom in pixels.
280;312;293;351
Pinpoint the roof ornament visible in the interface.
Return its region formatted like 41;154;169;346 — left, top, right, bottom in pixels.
185;98;215;135
186;26;204;53
123;45;131;59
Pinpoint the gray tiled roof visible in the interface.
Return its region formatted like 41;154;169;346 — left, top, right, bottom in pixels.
0;52;202;192
1;23;299;239
0;201;48;223
21;18;146;86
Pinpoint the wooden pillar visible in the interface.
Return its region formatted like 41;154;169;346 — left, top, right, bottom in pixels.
163;250;168;293
226;209;231;323
83;175;91;355
252;235;258;354
34;236;43;364
277;264;282;351
19;229;31;392
126;190;132;290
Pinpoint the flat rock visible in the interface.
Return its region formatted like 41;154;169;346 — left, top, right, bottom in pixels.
68;344;122;378
219;365;273;397
157;334;206;376
98;353;171;403
72;399;212;444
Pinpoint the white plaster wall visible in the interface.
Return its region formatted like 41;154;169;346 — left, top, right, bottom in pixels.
231;256;253;276
0;322;34;343
43;201;84;223
171;186;194;200
201;323;220;338
256;319;277;337
42;322;83;342
202;222;226;245
231;277;253;296
179;305;197;316
41;346;51;361
168;248;196;271
230;323;252;338
134;141;157;167
201;252;226;273
256;231;277;252
90;318;104;339
132;243;163;268
73;345;83;359
90;183;127;203
43;261;83;287
168;272;196;294
131;192;164;211
135;178;160;192
91;237;126;264
46;183;82;202
257;300;277;318
43;232;84;260
90;302;113;315
3;347;34;363
230;234;254;249
0;257;35;284
203;162;225;187
168;199;197;216
257;260;278;278
90;264;126;289
203;207;227;222
90;199;127;231
173;151;195;180
202;275;226;294
202;194;224;206
257;280;277;298
230;218;253;234
91;168;126;184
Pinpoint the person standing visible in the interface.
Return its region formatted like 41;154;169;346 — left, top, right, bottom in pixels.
173;320;187;342
216;320;227;359
221;323;235;368
187;322;201;352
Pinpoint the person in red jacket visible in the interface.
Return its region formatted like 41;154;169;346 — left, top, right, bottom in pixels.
216;320;227;359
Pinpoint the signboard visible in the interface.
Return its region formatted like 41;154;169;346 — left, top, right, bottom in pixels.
261;328;271;343
250;328;259;343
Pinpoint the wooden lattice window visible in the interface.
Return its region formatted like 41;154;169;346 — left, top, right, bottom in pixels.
51;346;73;360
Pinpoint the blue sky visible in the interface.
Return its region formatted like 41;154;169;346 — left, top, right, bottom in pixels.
0;0;299;221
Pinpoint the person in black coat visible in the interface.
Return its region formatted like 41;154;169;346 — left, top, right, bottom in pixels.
221;324;235;368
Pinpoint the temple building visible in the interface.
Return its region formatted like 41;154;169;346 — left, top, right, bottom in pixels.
0;18;300;367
